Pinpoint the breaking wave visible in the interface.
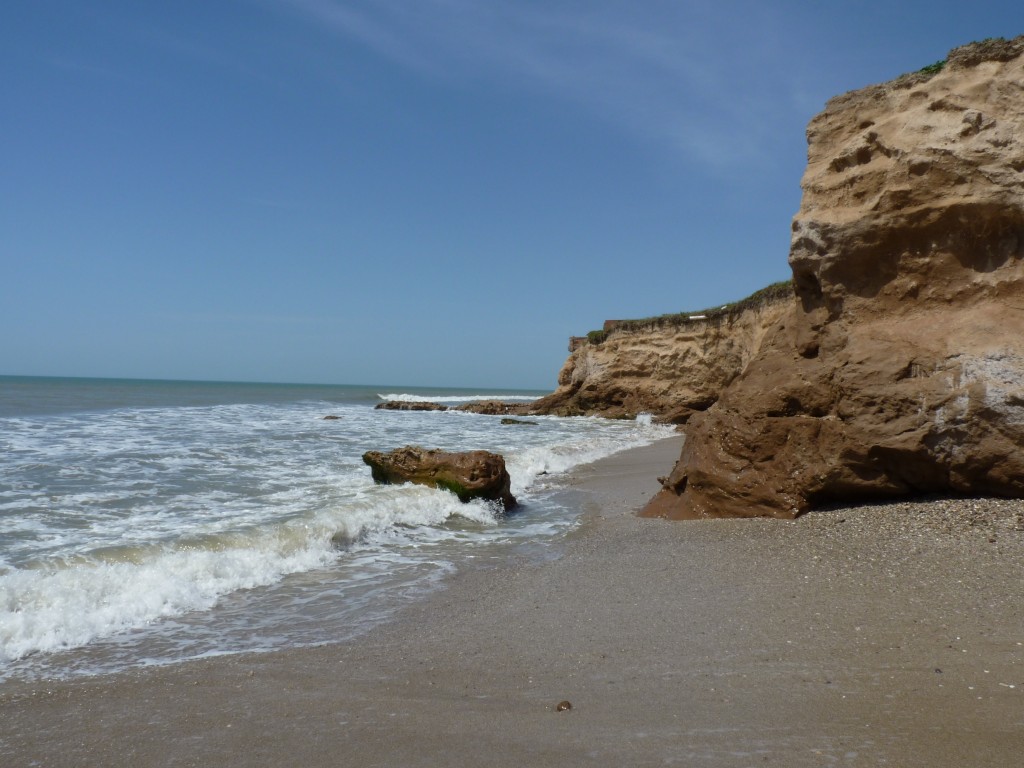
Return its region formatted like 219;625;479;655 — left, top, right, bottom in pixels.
0;383;671;677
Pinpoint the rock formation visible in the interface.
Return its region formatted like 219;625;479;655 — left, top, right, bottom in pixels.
455;400;528;416
644;36;1024;519
375;401;449;411
362;445;517;509
375;401;537;416
530;284;792;423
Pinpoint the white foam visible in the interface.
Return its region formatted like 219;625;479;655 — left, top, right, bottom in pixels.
0;393;673;670
504;417;674;496
0;539;333;662
0;484;501;663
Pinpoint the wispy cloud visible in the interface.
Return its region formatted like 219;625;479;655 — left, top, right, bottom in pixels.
270;0;801;170
46;55;141;84
280;0;441;73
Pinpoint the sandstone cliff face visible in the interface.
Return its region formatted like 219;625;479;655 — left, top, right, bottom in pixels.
531;297;790;423
644;36;1024;519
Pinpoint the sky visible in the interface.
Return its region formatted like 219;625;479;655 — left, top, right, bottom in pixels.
1;1;1019;389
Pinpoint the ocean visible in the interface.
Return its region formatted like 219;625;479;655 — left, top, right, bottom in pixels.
0;376;672;682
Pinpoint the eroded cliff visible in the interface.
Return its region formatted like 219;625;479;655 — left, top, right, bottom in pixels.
644;36;1024;519
530;284;792;423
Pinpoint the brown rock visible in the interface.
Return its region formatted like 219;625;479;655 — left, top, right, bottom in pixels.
455;400;529;416
375;401;449;412
645;36;1024;519
362;445;516;509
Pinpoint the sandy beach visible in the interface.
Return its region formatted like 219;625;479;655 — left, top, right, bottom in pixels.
2;435;1022;767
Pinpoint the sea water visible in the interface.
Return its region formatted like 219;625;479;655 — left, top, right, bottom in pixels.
0;376;672;681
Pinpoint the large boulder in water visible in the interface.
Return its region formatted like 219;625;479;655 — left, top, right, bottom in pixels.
362;445;517;509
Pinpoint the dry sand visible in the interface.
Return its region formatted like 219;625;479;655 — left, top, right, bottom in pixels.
2;435;1023;767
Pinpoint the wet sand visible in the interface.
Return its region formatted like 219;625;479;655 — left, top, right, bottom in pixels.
2;435;1023;767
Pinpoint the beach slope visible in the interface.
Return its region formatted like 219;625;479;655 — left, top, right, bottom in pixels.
1;436;1022;767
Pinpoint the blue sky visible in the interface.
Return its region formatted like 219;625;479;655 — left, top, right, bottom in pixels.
2;2;1018;389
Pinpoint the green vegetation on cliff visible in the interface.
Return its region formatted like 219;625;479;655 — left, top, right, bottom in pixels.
891;37;1019;88
586;279;793;344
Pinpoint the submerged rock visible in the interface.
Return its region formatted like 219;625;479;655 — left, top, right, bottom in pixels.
374;401;449;412
455;400;528;416
362;445;517;509
500;418;538;426
645;36;1024;519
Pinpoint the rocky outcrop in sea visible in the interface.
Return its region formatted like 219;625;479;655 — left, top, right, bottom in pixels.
362;445;517;510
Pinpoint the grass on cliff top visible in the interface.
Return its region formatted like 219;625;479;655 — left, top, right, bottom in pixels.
896;37;1016;85
835;37;1017;108
586;279;793;344
917;59;945;76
